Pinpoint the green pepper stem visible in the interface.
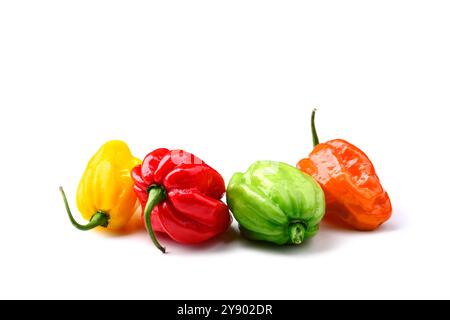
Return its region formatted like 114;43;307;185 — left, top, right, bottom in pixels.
144;187;167;253
311;108;320;147
289;222;306;245
59;186;109;231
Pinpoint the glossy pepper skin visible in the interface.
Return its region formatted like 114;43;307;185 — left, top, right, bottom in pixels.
297;110;392;230
131;148;231;253
227;161;325;245
60;140;141;232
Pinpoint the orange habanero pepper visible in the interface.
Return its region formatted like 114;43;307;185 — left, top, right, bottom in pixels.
297;109;392;231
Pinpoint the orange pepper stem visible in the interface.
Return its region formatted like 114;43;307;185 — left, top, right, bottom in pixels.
311;108;320;147
59;186;109;231
144;186;167;254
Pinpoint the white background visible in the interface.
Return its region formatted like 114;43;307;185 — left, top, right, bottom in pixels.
1;1;449;299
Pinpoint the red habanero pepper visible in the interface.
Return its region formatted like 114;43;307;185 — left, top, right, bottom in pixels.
297;110;392;231
131;148;231;253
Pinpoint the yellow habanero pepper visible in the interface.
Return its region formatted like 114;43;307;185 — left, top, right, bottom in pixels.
60;140;141;232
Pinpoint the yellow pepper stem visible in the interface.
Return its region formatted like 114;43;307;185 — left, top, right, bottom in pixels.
144;186;167;254
59;186;109;231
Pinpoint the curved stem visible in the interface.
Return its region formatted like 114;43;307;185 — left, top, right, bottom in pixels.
289;222;306;245
59;186;109;231
311;108;320;147
144;187;167;253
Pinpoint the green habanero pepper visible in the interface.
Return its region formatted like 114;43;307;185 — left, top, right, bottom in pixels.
226;161;326;245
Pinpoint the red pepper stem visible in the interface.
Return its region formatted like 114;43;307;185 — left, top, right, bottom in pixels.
59;186;109;231
289;222;306;245
144;187;167;253
311;108;320;147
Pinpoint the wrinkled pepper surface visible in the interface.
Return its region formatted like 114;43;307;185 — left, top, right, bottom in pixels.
227;161;325;245
131;148;231;253
297;110;392;230
60;140;141;231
